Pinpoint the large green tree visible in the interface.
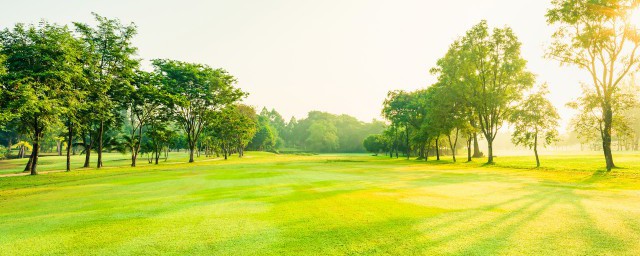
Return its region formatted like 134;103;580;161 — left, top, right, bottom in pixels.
154;59;244;163
74;13;138;168
547;0;640;171
0;22;82;175
382;90;416;159
125;70;167;167
460;20;535;164
210;104;257;159
431;40;480;161
363;134;386;156
510;85;560;167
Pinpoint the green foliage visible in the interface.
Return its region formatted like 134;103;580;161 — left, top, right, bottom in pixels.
567;81;639;147
510;85;560;149
363;134;386;155
459;21;535;163
0;21;83;174
74;13;139;168
510;85;561;166
249;117;277;151
306;121;339;152
285;111;385;153
208;104;258;158
153;59;245;162
124;69;170;166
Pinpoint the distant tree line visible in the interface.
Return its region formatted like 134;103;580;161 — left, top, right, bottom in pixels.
247;108;385;153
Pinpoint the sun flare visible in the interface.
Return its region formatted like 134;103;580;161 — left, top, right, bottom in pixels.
629;6;640;28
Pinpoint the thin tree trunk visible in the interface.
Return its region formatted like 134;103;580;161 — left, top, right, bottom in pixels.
448;129;459;163
467;136;472;162
534;132;540;168
83;132;92;168
31;143;39;175
189;144;195;163
394;127;399;158
487;138;494;164
155;144;160;164
31;127;40;175
405;125;410;159
67;122;72;172
602;102;615;171
435;136;440;161
425;141;431;161
97;121;104;168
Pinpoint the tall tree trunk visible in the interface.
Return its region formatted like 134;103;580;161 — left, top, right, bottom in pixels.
435;136;440;161
131;125;143;167
131;153;137;167
405;125;410;159
188;142;195;163
155;144;160;164
97;121;104;168
83;133;92;168
448;129;459;163
602;102;615;171
67;122;73;172
467;136;472;162
394;127;399;158
31;128;40;175
487;137;494;164
24;150;34;172
425;141;431;161
197;141;201;157
534;132;540;168
473;133;482;157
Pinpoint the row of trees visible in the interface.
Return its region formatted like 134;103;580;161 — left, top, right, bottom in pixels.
0;14;250;175
369;0;640;171
374;21;559;167
248;108;386;153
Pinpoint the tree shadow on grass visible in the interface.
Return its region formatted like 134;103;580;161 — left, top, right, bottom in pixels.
405;184;627;255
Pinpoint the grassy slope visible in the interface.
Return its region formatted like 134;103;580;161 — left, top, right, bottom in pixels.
1;152;639;255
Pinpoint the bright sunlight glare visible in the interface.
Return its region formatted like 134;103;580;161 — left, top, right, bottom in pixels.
629;6;640;28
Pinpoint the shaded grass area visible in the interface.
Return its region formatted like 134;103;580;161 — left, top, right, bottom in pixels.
1;152;640;255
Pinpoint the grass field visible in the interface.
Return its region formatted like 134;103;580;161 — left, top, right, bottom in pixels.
1;151;640;255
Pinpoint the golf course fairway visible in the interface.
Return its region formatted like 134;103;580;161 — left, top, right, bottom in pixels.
1;152;639;255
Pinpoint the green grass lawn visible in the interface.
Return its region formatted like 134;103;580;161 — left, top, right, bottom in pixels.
1;152;640;255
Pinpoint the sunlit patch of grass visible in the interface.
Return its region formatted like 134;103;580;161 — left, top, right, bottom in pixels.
1;151;640;254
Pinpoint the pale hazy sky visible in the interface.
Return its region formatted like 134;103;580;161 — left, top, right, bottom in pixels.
1;0;589;130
